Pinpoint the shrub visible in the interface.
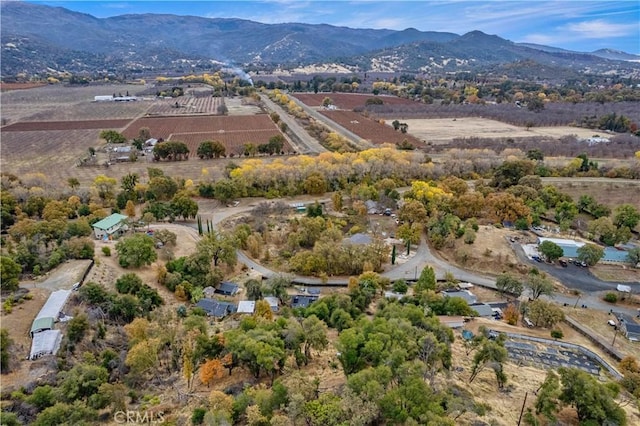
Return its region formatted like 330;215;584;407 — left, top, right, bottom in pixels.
550;329;563;339
102;246;111;256
192;408;206;425
463;228;476;244
603;292;618;303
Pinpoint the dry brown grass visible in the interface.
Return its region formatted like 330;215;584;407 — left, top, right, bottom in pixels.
552;180;640;211
438;225;533;279
394;117;603;145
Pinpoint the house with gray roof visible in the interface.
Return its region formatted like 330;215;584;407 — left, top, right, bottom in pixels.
196;298;237;319
442;289;477;305
291;295;319;309
469;303;495;318
92;213;129;240
616;313;640;342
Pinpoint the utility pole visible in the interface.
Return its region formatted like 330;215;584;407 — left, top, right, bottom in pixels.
573;295;581;309
517;391;528;426
612;327;619;347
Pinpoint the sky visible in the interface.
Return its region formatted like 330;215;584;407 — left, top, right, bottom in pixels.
24;1;640;54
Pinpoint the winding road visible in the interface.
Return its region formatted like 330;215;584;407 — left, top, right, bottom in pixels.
188;196;639;317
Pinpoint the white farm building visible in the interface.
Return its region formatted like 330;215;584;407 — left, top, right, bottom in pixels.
29;289;72;360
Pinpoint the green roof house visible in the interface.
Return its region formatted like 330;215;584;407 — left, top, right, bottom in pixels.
92;213;129;240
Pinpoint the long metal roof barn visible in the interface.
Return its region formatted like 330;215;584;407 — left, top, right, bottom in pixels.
34;289;71;321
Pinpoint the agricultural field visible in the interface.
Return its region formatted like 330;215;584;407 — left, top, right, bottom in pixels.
1;119;132;132
320;109;426;147
169;129;290;157
293;92;417;109
145;96;224;116
0;84;290;184
392;117;605;145
0;129;101;176
0;83;148;123
122;114;279;140
0;82;47;91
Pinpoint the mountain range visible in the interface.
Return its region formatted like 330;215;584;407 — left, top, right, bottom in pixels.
2;1;639;78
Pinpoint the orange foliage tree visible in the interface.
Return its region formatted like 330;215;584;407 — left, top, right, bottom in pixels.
200;358;225;387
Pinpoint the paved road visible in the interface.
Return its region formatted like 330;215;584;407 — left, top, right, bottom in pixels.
286;95;373;150
258;93;326;154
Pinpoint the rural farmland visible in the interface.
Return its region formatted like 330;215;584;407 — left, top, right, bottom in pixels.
391;117;609;145
121;114;280;140
145;96;224;116
320;110;426;147
1;119;132;132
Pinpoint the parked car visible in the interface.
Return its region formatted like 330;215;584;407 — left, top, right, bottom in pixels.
559;259;568;267
608;320;616;326
532;255;542;262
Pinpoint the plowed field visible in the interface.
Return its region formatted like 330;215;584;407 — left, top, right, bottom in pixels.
146;96;224;116
293;93;418;109
320;110;425;147
122;114;277;139
2;119;132;131
0;129;100;174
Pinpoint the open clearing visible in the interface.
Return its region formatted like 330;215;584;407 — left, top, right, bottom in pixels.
391;117;603;144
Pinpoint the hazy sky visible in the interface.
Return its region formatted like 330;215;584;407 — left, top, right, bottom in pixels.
26;1;640;54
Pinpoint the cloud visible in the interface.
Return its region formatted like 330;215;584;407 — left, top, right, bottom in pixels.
562;19;638;39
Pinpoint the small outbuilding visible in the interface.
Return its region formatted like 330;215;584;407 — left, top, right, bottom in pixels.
263;296;280;312
92;213;129;240
437;316;466;329
203;286;217;299
237;301;256;314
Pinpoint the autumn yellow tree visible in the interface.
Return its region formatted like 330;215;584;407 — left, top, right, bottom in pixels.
200;359;224;387
254;299;273;321
125;200;136;218
126;338;161;379
485;192;531;224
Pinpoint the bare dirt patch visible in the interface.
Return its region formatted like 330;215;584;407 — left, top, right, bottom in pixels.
590;264;640;283
438;225;532;278
393;117;602;145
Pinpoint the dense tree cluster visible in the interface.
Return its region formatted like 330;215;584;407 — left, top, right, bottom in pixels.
152;141;190;161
